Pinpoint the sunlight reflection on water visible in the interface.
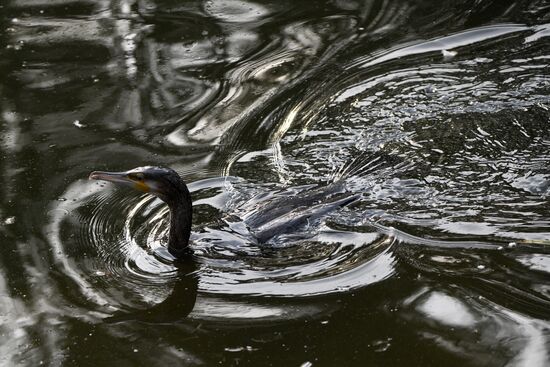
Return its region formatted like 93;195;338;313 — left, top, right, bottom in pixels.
1;0;550;365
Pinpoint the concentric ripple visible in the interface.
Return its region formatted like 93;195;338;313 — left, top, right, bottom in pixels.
48;174;396;317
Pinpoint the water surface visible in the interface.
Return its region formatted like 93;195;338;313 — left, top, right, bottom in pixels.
1;0;550;366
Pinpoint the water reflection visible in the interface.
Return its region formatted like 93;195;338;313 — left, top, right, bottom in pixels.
107;259;199;323
402;285;550;366
2;0;550;365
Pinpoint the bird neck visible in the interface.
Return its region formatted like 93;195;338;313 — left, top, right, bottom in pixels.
167;191;193;258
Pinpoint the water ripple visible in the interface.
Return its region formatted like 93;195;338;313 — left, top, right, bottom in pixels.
4;0;550;364
48;175;396;319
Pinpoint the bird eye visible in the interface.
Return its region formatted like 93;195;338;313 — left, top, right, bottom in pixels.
128;173;144;181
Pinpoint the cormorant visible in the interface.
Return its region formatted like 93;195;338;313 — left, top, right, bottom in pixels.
89;166;358;259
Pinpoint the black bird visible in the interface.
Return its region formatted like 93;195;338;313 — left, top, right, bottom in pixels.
89;166;358;258
90;166;193;258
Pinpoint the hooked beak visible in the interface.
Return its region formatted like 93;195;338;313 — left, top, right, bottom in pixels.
89;171;150;192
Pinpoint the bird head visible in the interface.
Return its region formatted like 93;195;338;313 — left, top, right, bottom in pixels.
89;166;188;204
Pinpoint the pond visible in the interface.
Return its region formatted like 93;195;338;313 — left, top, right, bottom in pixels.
1;0;550;365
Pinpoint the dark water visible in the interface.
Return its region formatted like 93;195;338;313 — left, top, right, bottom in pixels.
1;0;550;365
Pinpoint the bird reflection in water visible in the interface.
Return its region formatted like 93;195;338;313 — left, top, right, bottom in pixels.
107;259;199;323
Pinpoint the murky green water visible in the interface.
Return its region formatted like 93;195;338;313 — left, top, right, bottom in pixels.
1;0;550;365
